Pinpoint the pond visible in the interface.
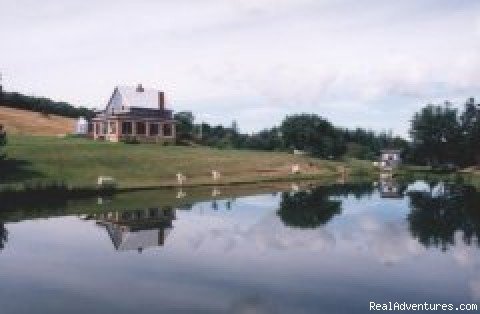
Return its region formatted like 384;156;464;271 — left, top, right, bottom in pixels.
0;179;479;313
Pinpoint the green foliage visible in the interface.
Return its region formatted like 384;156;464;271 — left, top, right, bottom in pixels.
0;90;94;118
192;113;405;160
280;114;346;158
342;128;408;160
174;111;195;142
409;98;480;167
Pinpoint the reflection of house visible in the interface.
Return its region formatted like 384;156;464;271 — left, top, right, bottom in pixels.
380;149;401;170
91;84;176;143
379;178;403;199
95;207;176;252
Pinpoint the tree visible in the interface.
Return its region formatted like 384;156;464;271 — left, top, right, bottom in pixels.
174;111;195;142
409;103;462;166
280;114;346;158
460;98;480;165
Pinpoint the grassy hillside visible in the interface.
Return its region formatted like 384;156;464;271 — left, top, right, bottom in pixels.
2;135;374;189
0;106;75;136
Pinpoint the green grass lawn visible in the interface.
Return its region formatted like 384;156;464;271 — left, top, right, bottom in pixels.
1;135;375;189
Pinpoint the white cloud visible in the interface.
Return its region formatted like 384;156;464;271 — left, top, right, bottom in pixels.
1;0;480;133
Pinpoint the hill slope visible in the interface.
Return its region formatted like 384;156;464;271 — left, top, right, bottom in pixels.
0;106;75;136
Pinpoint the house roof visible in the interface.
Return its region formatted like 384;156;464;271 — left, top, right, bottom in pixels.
116;85;164;109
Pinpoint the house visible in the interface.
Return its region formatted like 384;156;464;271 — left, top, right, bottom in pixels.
95;207;176;252
379;149;401;170
91;84;176;143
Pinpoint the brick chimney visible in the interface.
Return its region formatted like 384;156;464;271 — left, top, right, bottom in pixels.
158;91;165;111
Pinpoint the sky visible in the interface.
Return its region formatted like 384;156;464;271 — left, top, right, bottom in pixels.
1;0;480;136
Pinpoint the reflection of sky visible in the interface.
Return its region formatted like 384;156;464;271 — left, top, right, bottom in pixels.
0;189;479;314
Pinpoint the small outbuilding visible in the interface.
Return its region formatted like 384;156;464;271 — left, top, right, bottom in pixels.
75;116;88;135
379;149;401;170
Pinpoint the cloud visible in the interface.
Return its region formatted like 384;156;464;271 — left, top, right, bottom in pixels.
1;0;480;134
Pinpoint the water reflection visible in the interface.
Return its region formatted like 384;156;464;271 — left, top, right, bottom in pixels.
2;181;480;313
408;183;480;251
0;223;7;250
93;207;176;252
278;183;374;228
379;177;407;199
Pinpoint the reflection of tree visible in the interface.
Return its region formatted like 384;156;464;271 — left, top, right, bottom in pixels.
408;185;480;251
278;183;374;228
0;223;8;250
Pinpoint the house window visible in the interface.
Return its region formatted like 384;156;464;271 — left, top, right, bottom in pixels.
163;123;172;137
88;123;94;133
102;122;108;135
122;121;132;135
136;122;146;135
94;123;100;134
109;122;116;134
149;123;159;136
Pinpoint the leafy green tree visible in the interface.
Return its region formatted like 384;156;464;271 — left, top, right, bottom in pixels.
280;114;346;158
409;103;462;166
460;98;480;165
174;111;195;141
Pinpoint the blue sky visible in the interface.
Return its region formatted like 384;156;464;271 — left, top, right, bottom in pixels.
1;0;480;136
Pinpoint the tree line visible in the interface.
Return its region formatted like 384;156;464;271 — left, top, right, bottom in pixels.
0;90;95;119
174;111;407;160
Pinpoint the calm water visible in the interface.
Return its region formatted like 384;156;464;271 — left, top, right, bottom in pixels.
0;180;480;313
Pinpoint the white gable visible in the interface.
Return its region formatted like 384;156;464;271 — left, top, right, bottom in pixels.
106;85;164;111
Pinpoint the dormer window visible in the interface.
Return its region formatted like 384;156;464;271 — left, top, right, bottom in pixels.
136;84;144;92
